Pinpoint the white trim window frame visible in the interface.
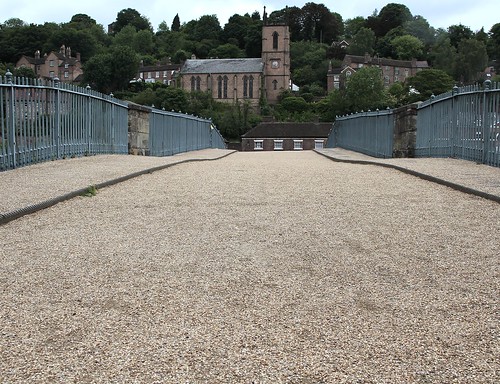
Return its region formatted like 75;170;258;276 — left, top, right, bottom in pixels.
274;140;283;150
254;140;263;150
314;140;324;149
293;139;303;150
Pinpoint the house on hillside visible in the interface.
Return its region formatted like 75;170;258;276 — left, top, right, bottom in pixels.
16;45;83;83
327;53;429;92
241;122;332;151
177;7;290;107
135;60;181;85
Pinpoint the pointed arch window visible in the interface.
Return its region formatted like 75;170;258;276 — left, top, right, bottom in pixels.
217;76;222;98
243;75;248;97
195;76;201;91
223;76;228;98
273;31;279;50
273;79;278;90
191;76;196;91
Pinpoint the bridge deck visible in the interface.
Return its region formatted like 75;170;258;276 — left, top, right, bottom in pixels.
1;150;499;382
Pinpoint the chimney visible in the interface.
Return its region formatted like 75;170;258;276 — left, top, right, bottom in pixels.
35;50;40;59
76;52;81;62
60;44;66;55
66;46;71;58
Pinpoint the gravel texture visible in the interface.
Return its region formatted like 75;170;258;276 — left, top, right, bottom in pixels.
1;151;499;383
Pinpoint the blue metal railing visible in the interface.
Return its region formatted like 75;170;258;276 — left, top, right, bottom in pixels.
0;75;128;170
327;109;394;158
416;82;499;167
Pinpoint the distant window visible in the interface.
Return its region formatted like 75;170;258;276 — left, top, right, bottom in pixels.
217;76;222;98
294;140;303;150
274;140;283;150
254;140;263;150
358;63;363;68
223;76;228;98
191;76;196;91
395;67;400;75
273;80;278;90
163;71;168;78
49;71;55;78
273;31;279;50
148;72;152;78
64;71;69;78
314;140;324;149
249;76;253;98
243;75;248;97
156;71;160;78
49;60;54;67
334;75;340;81
64;63;69;69
196;76;201;90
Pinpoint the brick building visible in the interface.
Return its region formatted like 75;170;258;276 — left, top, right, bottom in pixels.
327;53;429;92
16;45;83;83
241;122;332;151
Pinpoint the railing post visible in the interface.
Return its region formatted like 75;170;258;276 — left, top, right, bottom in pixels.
482;79;492;164
452;85;459;157
86;85;92;155
54;77;61;159
6;70;16;168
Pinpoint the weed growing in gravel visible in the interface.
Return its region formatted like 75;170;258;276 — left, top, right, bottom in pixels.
83;185;97;197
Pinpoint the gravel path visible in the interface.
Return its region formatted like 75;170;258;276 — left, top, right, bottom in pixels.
1;151;499;383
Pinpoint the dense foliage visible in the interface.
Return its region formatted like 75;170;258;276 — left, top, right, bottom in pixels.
1;2;498;137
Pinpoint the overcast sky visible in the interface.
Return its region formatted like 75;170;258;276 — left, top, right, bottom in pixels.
2;0;498;33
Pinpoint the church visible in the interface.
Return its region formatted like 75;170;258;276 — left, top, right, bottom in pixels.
177;8;290;107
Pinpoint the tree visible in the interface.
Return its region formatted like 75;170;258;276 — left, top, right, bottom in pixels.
171;14;180;32
429;34;456;75
454;39;488;83
344;66;388;112
367;3;412;37
391;35;424;60
405;69;455;101
209;43;244;59
403;16;436;45
113;8;152;34
221;14;252;48
344;17;365;39
448;24;473;48
487;23;500;71
348;27;376;56
83;46;139;93
301;2;343;43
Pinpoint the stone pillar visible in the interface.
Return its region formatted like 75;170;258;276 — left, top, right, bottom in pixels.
392;104;418;158
127;102;152;155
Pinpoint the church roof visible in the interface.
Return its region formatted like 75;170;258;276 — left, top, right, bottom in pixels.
181;58;264;74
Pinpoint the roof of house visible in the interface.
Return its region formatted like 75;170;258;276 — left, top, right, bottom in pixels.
343;54;429;69
139;64;181;72
242;122;333;139
181;58;264;74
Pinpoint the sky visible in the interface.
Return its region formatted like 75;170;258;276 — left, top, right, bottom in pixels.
2;0;498;33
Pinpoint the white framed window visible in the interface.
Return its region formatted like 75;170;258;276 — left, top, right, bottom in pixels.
254;140;263;150
274;140;283;150
64;71;69;78
314;140;324;149
49;71;55;78
49;60;55;67
293;140;303;150
156;71;160;78
64;63;69;69
148;72;152;78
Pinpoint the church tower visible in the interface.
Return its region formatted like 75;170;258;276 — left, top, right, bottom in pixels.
261;7;290;105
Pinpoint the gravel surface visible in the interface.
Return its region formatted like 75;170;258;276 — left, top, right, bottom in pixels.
1;151;499;383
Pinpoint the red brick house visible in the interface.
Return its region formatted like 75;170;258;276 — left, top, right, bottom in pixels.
327;53;429;92
241;122;332;151
16;45;83;83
